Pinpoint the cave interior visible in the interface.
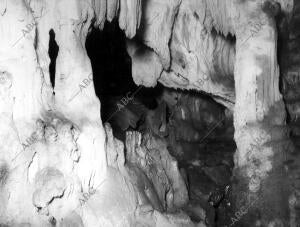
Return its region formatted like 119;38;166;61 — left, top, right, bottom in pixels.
1;0;300;227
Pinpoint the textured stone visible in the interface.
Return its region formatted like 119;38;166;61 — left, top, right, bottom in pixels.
0;0;296;226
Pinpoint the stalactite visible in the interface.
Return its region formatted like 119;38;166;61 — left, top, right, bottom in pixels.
93;0;107;29
106;0;119;22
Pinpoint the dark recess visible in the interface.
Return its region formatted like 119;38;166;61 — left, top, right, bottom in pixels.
48;29;59;91
86;19;162;122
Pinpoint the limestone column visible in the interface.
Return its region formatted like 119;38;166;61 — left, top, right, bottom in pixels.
43;0;108;193
0;0;51;224
231;1;292;226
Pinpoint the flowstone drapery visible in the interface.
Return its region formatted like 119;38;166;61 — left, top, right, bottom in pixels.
0;1;196;226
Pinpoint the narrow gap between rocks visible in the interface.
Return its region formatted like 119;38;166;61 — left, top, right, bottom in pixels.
48;29;59;90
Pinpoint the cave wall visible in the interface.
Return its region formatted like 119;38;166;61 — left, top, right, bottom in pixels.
0;0;298;226
127;0;296;226
0;1;195;226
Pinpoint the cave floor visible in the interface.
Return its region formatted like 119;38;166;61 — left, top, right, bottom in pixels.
177;134;300;226
169;138;236;225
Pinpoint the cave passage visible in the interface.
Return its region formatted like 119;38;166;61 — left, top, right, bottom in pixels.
1;1;299;226
85;19;236;226
86;20;163;139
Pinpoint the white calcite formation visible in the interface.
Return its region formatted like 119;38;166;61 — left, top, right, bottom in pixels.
127;0;236;110
0;0;205;226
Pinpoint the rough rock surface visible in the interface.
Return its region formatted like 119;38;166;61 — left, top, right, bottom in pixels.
0;0;299;226
127;0;296;226
0;0;202;226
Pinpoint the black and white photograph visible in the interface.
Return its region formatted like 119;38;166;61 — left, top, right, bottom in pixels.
0;0;298;226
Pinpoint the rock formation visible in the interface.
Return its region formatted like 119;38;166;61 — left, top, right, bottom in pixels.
127;0;296;226
0;0;298;226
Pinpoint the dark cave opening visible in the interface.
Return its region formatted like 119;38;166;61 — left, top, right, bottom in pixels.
48;29;59;90
86;19;163;139
85;20;236;226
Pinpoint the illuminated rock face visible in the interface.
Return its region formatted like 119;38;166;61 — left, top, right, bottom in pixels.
0;2;194;226
0;0;298;226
